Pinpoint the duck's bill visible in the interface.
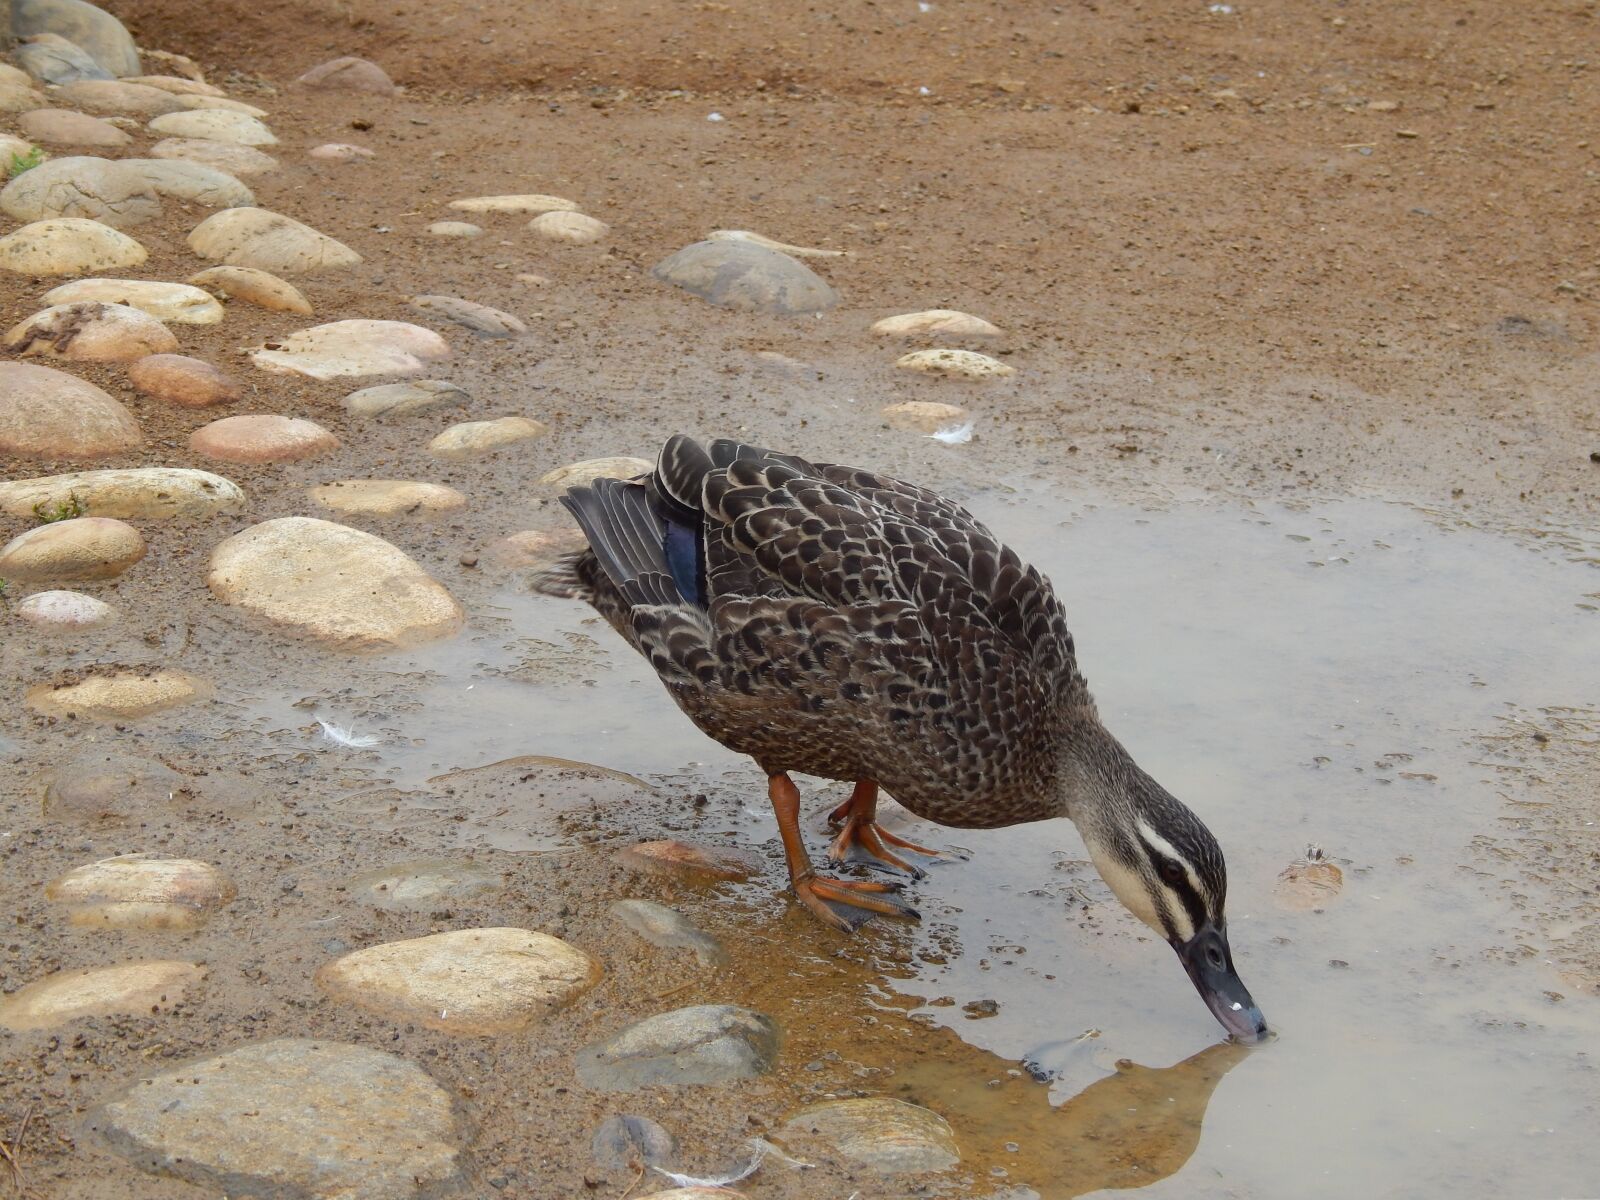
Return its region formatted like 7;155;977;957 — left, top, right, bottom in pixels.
1174;923;1269;1043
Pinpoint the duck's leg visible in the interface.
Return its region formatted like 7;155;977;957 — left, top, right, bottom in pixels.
769;774;918;932
827;780;947;878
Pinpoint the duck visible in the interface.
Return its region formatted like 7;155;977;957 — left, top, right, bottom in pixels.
535;435;1268;1042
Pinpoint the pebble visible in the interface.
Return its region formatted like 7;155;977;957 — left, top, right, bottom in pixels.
872;309;1001;338
316;928;599;1035
188;264;312;313
148;109;278;146
780;1098;960;1174
249;319;449;379
27;669;208;721
13;34;112;86
43;751;184;821
295;56;399;95
128;354;239;406
309;142;376;161
0;78;45;113
0;217;148;275
41;279;225;323
528;210;608;244
615;839;763;882
410;293;527;336
149;137;279;176
895;348;1015;379
449;193;577;214
1275;847;1344;910
84;1039;467;1199
0;516;146;581
346;859;503;911
18;107;131;146
577;1004;779;1091
653;239;838;315
343;379;467;418
483;527;587;570
707;228;845;257
309;479;468;518
207;517;464;649
0;467;244;520
427;416;547;459
45;853;234;929
0;155;161;227
881;400;971;433
14;1;141;76
54;79;188;116
15;588;117;633
0;362;142;457
188;207;361;273
591;1114;679;1171
190;414;339;463
0;961;206;1031
539;456;652;488
118;158;255;208
609;899;726;967
425;220;481;237
5;301;178;362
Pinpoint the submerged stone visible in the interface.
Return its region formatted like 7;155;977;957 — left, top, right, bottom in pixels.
652;239;837;315
0;961;205;1031
45;853;234;929
577;1004;779;1091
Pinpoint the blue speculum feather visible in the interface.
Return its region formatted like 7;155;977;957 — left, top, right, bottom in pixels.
664;520;704;607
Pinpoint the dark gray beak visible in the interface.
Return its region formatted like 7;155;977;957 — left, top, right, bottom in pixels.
1174;922;1268;1043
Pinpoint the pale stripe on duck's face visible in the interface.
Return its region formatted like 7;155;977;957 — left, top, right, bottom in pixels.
1087;820;1219;944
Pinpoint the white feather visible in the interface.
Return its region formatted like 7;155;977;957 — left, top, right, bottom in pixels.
318;721;380;749
929;420;975;445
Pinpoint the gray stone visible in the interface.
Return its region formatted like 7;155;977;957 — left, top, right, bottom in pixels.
780;1097;959;1174
14;0;140;76
294;56;398;95
43;752;187;822
409;294;526;337
343;379;467;418
576;1005;778;1092
150;138;278;177
652;239;838;315
0;157;162;228
609;900;725;967
591;1114;678;1171
13;32;113;84
84;1038;468;1199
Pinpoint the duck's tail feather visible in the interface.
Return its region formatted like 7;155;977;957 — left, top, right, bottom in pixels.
560;478;684;609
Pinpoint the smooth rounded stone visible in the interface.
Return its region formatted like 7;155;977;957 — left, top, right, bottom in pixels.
609;900;725;967
0;217;147;275
0;155;160;227
84;1038;468;1199
449;193;576;214
13;33;114;85
27;669;208;721
872;309;1001;339
483;527;586;570
0;517;146;581
344;379;467;418
295;56;398;94
347;859;502;911
0;362;141;457
410;293;526;337
128;354;238;406
45;854;234;928
427;416;546;460
317;929;598;1035
118;158;254;208
124;75;224;96
148;109;276;146
173;94;270;118
528;210;608;244
188;207;360;273
1;63;37;88
0;961;206;1031
17;107;130;146
41;279;224;324
0;132;39;161
149;137;278;176
1275;847;1344;910
539;456;651;488
707;228;845;257
309;142;375;161
309;479;467;518
55;79;186;116
14;0;142;76
42;751;183;821
0;467;244;520
426;220;481;238
188;264;311;314
6;302;178;362
577;1005;779;1092
591;1114;678;1171
615;840;763;882
895;348;1015;379
780;1098;959;1174
15;588;117;632
208;517;464;649
190;414;339;464
653;240;838;315
0;79;48;112
249;320;449;380
752;349;816;377
881;400;971;433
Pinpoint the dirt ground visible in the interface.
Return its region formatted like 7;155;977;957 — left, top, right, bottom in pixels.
2;0;1598;1196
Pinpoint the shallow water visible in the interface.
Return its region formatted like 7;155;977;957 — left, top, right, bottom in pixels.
227;491;1600;1197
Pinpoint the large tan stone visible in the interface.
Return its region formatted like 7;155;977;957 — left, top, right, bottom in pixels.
0;468;244;519
27;670;208;720
0;516;145;581
5;302;179;362
0;362;141;459
0;155;161;228
41;279;224;324
0;217;147;275
249;320;448;380
189;415;338;463
149;138;278;176
188;264;311;314
188;208;360;274
54;79;187;116
147;110;276;146
0;962;206;1031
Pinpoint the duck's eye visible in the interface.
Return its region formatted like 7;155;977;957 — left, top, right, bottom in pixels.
1160;861;1186;886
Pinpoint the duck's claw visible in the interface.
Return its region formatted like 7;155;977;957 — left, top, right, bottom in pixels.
793;871;919;932
828;816;953;878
